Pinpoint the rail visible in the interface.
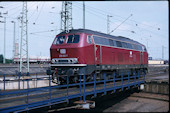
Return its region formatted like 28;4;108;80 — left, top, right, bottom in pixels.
0;70;145;113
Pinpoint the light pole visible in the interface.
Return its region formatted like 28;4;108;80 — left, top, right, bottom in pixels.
162;46;166;60
83;1;85;29
0;16;6;64
0;8;8;64
11;21;16;60
107;15;112;34
3;17;6;64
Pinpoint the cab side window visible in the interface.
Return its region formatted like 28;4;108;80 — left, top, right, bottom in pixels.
116;41;122;47
127;43;133;49
87;35;92;44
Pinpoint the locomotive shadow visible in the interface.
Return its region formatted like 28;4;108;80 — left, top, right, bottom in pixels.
56;87;139;113
29;87;139;113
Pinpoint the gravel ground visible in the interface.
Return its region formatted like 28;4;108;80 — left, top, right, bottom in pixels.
103;92;169;112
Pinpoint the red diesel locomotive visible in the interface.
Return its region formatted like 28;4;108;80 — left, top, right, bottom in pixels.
47;29;148;84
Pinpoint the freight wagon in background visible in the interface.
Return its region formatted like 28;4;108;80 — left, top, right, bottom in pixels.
47;29;148;84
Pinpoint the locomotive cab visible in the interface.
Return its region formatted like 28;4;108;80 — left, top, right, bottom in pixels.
48;32;95;84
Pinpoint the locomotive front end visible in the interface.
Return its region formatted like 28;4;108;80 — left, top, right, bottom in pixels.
47;31;94;84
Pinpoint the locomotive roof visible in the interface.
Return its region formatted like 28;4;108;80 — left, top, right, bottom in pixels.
58;29;142;45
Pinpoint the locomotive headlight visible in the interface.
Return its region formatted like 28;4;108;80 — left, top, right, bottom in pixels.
73;58;78;63
51;59;56;63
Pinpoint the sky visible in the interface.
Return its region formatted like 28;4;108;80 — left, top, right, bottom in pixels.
0;1;169;60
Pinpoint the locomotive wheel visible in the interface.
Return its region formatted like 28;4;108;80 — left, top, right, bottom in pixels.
86;74;94;82
70;76;79;84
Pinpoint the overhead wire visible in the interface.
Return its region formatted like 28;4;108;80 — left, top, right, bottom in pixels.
1;2;167;41
0;2;20;9
75;2;137;27
75;2;167;39
6;3;22;12
73;2;166;47
30;33;54;38
73;3;133;34
73;3;130;31
33;2;45;24
0;2;22;18
30;30;56;34
28;2;49;33
8;7;22;17
73;4;107;24
27;2;41;20
76;2;163;31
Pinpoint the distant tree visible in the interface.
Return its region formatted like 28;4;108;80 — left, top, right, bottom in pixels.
0;54;3;63
0;54;12;63
6;59;13;63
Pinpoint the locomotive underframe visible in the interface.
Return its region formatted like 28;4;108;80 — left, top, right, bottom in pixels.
47;64;148;84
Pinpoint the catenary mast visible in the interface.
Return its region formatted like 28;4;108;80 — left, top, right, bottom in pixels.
60;1;72;32
19;1;29;74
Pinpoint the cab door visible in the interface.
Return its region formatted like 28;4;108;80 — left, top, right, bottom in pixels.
141;51;144;64
95;45;101;65
140;46;145;64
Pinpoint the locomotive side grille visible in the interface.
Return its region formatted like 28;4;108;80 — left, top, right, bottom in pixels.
118;53;123;62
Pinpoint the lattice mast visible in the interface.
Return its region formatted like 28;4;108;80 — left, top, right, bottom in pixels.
60;1;72;32
19;1;29;74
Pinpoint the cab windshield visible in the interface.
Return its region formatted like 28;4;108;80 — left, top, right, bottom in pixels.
67;35;80;43
53;36;65;45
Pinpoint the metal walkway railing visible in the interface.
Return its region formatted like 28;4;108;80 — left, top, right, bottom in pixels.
0;70;145;113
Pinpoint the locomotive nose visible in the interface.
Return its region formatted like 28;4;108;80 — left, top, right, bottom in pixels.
51;58;78;64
